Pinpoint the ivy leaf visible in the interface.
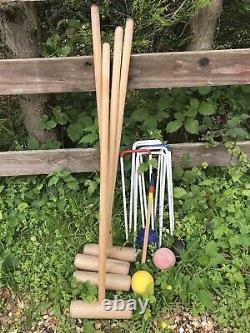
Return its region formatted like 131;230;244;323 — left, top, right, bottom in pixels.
67;180;79;191
48;176;59;187
227;116;242;128
205;241;218;257
197;289;213;309
213;225;225;239
85;180;98;195
232;271;244;283
180;153;192;168
46;120;57;130
184;118;199;134
143;117;157;129
2;254;18;273
59;45;71;57
198;255;210;266
242;189;250;197
67;19;81;29
79;133;98;145
27;137;40;150
52;106;69;125
83;321;97;333
67;123;83;142
157;94;171;110
198;86;211;95
39;115;57;130
43;140;61;149
78;115;93;127
174;187;187;198
158;110;169;120
53;304;61;318
138;163;149;174
131;108;149;122
57;199;66;210
39;115;49;130
174;112;185;121
148;158;158;169
190;98;199;108
186;105;198;118
166;120;183;133
198;102;217;115
228;127;249;139
241;85;250;93
209;254;225;266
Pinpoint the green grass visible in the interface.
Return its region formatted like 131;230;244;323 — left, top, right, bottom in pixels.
0;150;249;333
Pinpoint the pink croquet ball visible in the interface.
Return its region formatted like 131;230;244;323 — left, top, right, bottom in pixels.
153;248;176;270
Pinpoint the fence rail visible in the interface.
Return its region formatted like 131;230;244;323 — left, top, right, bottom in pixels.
0;142;248;177
0;0;42;3
0;49;250;95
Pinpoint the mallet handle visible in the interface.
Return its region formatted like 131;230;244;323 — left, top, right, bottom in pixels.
98;43;110;301
108;19;134;242
107;26;124;247
91;5;102;133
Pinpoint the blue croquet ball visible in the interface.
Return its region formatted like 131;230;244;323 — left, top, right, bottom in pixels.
137;228;158;248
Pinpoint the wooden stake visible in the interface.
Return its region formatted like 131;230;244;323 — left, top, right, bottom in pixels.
142;182;155;263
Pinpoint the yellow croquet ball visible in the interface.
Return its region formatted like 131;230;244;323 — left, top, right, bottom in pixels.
131;270;154;295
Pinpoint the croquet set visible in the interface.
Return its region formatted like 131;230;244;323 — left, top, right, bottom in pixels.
70;5;176;320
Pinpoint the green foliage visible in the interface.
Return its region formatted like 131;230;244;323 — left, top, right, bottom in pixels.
0;172;100;332
0;149;249;332
47;169;80;190
0;2;250;332
217;0;250;49
39;0;210;55
35;84;249;151
143;152;250;331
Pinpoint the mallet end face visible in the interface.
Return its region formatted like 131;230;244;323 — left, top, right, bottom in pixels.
70;300;133;319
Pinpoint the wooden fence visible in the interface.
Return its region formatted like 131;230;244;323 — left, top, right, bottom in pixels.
1;49;250;95
0;1;249;176
0;142;249;177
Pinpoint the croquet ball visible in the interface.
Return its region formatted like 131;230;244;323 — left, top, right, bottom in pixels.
136;228;158;248
153;248;176;270
131;270;154;295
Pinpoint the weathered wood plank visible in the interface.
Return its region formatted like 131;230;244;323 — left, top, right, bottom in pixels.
0;148;98;176
0;0;42;3
0;142;248;176
0;49;250;95
171;141;250;167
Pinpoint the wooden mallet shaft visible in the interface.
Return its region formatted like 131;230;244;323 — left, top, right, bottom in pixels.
91;4;102;134
109;19;134;229
98;42;110;301
107;26;124;248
